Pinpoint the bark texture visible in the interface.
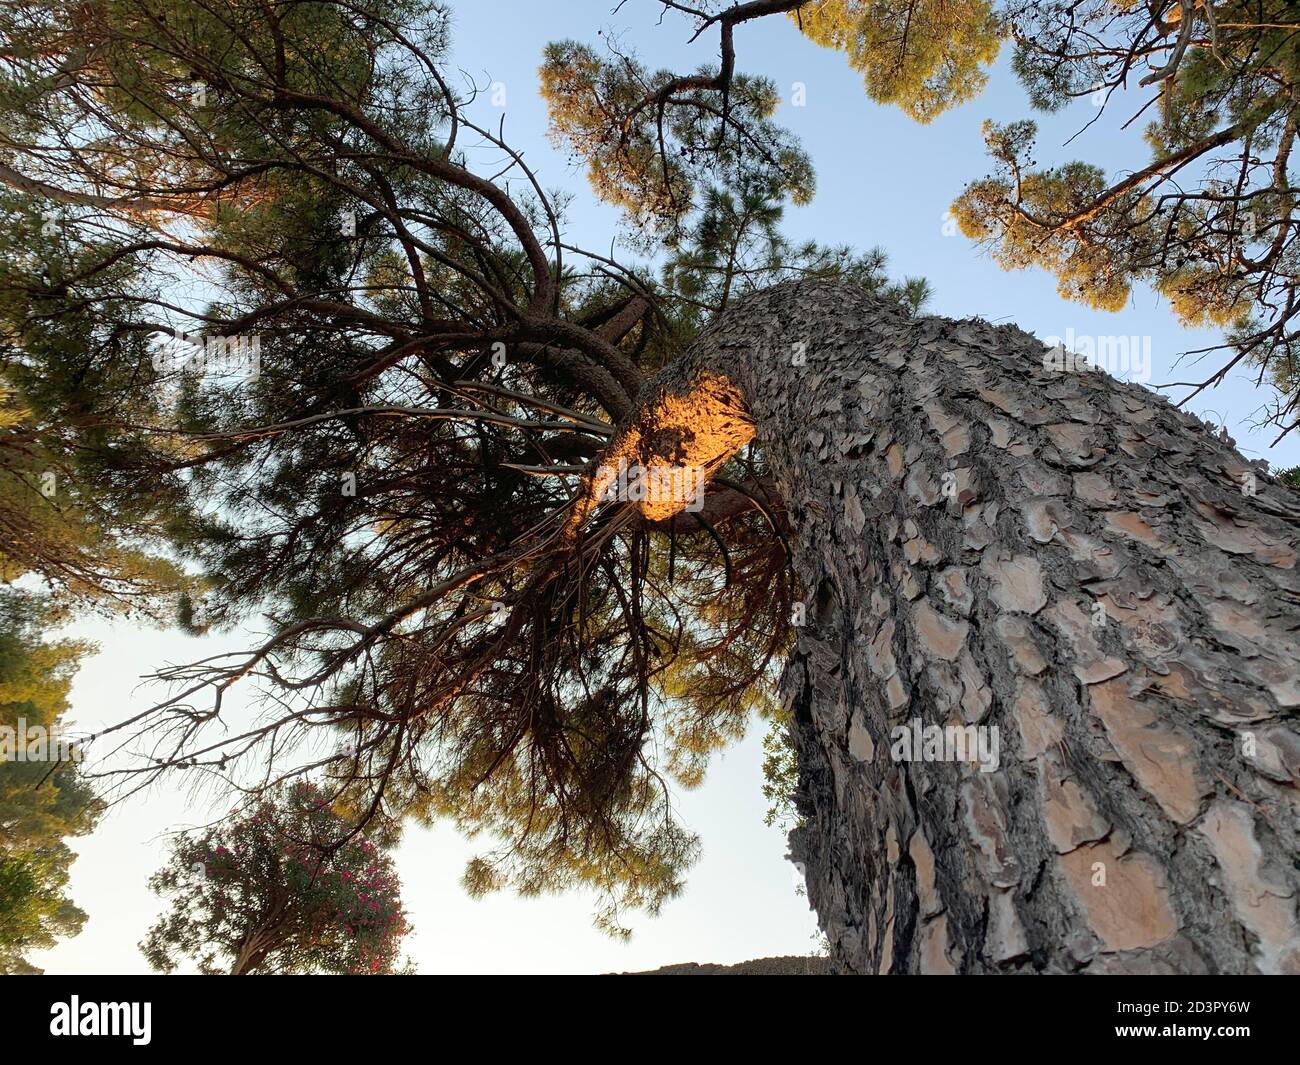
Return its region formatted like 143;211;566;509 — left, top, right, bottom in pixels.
646;279;1300;974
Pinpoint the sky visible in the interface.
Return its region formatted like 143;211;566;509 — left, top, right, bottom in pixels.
30;0;1300;975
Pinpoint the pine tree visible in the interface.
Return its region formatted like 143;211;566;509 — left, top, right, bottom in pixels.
0;592;99;974
953;1;1300;430
0;191;189;614
548;1;1300;436
0;1;1295;972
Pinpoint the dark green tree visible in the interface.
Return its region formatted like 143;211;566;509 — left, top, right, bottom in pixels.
0;187;191;614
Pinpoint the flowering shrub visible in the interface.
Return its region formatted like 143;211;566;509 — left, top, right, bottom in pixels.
140;781;409;974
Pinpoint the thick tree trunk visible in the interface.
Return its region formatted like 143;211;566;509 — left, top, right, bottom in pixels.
630;279;1300;974
230;935;264;975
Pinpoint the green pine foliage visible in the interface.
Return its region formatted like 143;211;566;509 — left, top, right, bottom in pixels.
0;592;99;974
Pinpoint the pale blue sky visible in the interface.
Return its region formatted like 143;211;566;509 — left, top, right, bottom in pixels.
32;0;1299;975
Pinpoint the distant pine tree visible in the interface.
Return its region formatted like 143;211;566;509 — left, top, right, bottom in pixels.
0;592;99;974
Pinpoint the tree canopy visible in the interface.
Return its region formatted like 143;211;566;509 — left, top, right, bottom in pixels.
0;0;1294;947
0;592;99;974
0;0;936;934
790;0;1002;122
546;1;1300;436
954;1;1300;434
0;200;188;614
141;780;409;974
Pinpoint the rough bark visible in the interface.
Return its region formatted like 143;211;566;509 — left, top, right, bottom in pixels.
623;279;1300;974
